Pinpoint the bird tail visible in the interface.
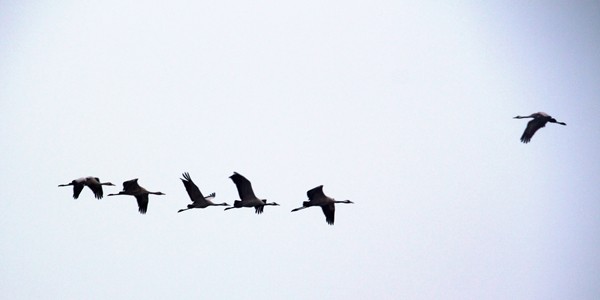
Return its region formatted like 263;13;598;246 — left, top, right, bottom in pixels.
233;200;243;208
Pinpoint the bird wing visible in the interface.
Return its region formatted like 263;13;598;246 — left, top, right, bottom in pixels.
254;204;264;214
136;194;149;214
181;172;206;204
521;119;546;143
72;183;85;199
307;185;325;201
230;172;257;201
87;184;104;199
321;203;335;225
204;192;215;200
122;179;141;193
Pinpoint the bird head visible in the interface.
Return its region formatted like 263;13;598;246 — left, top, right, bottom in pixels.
343;200;354;204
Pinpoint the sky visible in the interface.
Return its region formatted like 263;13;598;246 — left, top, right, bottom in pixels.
1;1;599;299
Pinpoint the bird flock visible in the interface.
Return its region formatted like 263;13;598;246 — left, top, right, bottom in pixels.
58;112;565;224
59;171;354;225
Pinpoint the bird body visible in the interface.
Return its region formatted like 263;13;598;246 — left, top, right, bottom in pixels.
225;172;279;214
514;112;566;143
291;185;353;225
177;172;228;213
58;176;114;199
107;179;165;214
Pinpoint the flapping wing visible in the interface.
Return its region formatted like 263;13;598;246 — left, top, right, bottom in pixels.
123;179;141;193
136;194;149;214
230;172;257;201
88;184;103;199
321;203;335;225
72;183;84;199
181;172;206;203
307;185;325;201
521;119;545;143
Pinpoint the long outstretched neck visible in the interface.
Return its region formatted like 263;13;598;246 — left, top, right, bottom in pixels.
177;208;191;213
58;183;73;187
513;115;532;119
149;191;165;195
226;200;243;209
335;199;354;204
291;206;307;212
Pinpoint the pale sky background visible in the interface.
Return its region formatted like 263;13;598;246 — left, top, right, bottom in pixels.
1;1;599;299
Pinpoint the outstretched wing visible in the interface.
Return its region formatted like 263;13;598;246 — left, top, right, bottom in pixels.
136;194;149;214
230;172;257;201
88;184;104;199
72;183;85;199
181;172;206;204
85;177;103;199
307;185;326;201
254;204;264;214
321;203;335;225
122;179;141;193
521;119;545;143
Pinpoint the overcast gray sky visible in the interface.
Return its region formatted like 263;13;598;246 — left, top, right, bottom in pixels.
1;1;599;299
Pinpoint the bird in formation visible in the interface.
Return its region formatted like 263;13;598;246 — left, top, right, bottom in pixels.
58;111;568;221
177;172;229;213
514;112;566;143
107;179;165;214
58;176;114;199
58;173;356;225
225;172;279;214
291;185;353;225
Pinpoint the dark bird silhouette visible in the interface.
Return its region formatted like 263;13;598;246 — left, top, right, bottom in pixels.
514;112;566;143
107;179;165;214
225;172;279;214
291;185;353;225
58;176;115;199
177;172;229;213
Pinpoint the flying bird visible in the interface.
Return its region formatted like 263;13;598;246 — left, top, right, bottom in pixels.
107;179;165;214
225;172;279;214
514;112;566;143
58;176;115;199
177;172;229;213
291;185;353;225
